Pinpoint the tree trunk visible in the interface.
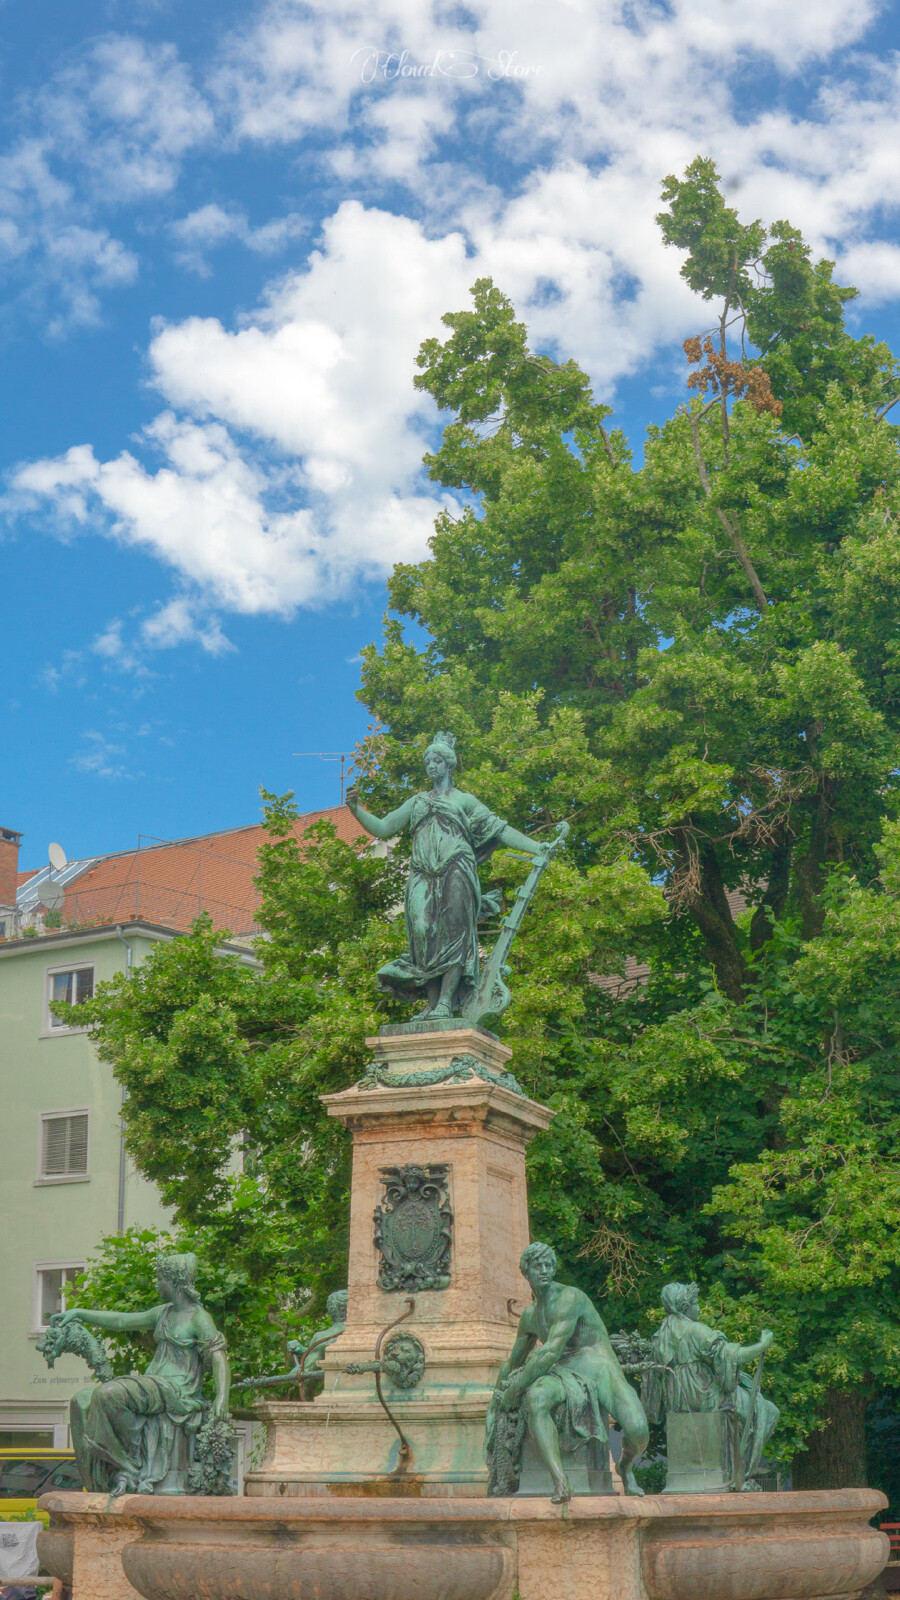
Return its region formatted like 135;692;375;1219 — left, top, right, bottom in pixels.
792;1389;868;1489
686;840;749;1002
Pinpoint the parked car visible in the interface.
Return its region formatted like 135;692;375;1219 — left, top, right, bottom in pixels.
0;1452;81;1524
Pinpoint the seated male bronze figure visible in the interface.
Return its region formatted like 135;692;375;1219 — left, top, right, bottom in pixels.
486;1242;648;1503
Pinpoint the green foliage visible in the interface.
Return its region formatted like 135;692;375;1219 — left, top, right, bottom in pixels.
69;1223;321;1384
658;155;900;439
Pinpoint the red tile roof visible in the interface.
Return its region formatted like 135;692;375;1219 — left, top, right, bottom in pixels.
55;806;365;936
17;870;38;887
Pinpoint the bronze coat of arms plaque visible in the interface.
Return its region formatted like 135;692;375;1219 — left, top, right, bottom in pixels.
374;1163;453;1292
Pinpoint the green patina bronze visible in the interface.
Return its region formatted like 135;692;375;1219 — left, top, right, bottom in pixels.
641;1282;779;1492
356;1053;525;1096
486;1242;649;1503
347;1332;426;1391
41;1251;233;1496
374;1164;453;1293
347;732;567;1027
234;1290;348;1402
288;1290;348;1400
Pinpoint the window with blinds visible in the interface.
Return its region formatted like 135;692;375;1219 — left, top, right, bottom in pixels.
40;1112;89;1178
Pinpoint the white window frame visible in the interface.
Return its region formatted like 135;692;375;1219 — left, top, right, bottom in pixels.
35;1107;90;1186
42;961;95;1037
32;1260;86;1334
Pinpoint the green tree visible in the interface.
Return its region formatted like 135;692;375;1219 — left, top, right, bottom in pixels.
354;158;900;1487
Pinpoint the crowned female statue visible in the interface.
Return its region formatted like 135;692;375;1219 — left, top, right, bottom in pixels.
347;731;550;1021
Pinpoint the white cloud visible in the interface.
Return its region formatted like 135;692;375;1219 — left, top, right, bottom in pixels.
0;138;139;330
0;36;209;329
71;730;136;780
141;597;234;655
170;203;308;274
38;36;212;201
837;242;900;305
7;0;900;637
38;648;86;693
211;0;888;178
91;618;154;676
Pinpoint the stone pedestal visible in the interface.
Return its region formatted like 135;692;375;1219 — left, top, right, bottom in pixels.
245;1027;554;1497
664;1412;732;1494
517;1433;614;1497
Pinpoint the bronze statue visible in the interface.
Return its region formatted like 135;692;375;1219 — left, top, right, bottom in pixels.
641;1282;778;1491
347;731;565;1025
288;1290;348;1399
234;1291;348;1401
47;1252;231;1496
486;1242;649;1502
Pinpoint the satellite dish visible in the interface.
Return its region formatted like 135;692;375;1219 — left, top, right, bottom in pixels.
48;842;67;871
40;880;66;911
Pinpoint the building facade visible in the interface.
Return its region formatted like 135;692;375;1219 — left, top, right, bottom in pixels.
0;805;362;1458
0;919;261;1453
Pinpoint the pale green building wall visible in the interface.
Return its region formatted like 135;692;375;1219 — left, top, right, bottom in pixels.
0;924;174;1444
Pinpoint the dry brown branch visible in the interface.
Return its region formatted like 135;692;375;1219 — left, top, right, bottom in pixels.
578;1222;647;1294
687;410;770;612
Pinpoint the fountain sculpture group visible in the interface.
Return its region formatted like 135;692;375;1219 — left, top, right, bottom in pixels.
36;733;890;1599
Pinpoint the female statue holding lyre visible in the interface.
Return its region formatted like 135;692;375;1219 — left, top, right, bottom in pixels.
347;731;549;1021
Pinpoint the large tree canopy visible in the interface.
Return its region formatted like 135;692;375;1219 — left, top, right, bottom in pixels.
79;159;900;1490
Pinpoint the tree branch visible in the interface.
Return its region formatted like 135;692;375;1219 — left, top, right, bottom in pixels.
598;423;617;469
688;411;769;611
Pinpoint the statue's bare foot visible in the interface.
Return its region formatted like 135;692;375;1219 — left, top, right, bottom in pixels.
550;1473;571;1505
430;1001;453;1019
621;1467;645;1497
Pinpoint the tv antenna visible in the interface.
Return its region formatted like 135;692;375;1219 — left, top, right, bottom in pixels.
292;752;354;805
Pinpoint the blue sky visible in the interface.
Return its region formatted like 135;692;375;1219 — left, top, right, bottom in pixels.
2;0;900;869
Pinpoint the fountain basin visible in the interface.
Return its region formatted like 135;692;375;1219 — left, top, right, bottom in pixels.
38;1487;888;1600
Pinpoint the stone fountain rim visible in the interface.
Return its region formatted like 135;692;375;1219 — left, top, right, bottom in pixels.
39;1487;887;1527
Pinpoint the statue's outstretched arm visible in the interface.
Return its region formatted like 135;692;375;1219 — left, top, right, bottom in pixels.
346;793;414;840
498;824;543;855
59;1306;158;1333
737;1329;774;1364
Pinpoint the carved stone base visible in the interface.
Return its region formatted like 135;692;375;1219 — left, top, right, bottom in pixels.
516;1433;614;1497
38;1488;891;1600
245;1395;493;1497
664;1411;732;1494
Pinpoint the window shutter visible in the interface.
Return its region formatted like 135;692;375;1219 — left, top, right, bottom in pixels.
42;1114;88;1176
67;1115;88;1173
42;1118;68;1175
